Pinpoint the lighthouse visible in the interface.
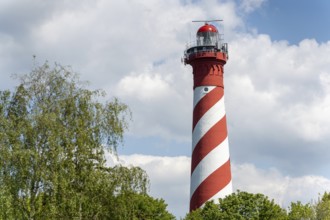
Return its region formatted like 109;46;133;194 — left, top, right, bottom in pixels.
183;22;232;211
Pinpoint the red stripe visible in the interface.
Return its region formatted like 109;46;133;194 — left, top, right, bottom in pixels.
193;87;223;130
191;116;228;174
190;159;231;211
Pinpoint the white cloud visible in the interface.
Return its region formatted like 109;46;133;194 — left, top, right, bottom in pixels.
117;71;173;101
233;163;330;207
225;34;330;176
239;0;266;13
114;60;193;141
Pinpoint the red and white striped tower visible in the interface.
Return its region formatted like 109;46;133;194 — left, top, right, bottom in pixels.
184;22;232;211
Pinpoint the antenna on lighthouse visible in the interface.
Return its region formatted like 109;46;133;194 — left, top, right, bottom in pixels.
192;19;223;23
192;19;224;41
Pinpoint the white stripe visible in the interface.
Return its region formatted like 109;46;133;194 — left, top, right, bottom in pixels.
209;180;233;202
196;181;233;209
190;138;230;198
193;86;216;108
192;97;226;151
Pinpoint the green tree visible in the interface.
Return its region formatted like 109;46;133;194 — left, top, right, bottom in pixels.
184;202;222;220
0;62;174;219
315;192;330;220
288;201;314;220
109;191;175;220
184;190;287;220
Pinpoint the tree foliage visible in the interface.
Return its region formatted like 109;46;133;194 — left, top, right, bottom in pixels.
315;192;330;220
184;190;287;220
109;192;175;220
184;190;330;220
288;201;314;220
0;62;174;219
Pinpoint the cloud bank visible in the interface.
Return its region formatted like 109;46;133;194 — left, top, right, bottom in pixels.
110;154;330;218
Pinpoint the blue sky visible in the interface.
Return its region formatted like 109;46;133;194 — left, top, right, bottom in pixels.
246;0;330;44
1;0;330;218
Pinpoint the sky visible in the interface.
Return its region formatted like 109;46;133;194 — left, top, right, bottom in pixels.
1;0;330;218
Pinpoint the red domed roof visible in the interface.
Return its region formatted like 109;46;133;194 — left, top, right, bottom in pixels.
197;23;218;33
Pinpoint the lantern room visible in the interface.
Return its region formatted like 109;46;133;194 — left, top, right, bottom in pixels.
196;23;219;46
184;22;228;62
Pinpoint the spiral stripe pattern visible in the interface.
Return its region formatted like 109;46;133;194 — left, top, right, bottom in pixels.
190;85;232;211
